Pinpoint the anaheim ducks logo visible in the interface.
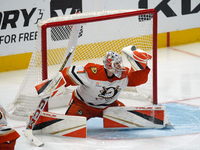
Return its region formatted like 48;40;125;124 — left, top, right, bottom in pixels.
91;67;97;74
98;86;121;101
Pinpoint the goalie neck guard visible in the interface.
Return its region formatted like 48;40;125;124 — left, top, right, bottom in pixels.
103;51;125;78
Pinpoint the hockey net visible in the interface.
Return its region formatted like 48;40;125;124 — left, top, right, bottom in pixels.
6;9;157;120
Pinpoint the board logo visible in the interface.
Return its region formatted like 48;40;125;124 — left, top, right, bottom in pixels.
50;0;83;41
138;0;200;17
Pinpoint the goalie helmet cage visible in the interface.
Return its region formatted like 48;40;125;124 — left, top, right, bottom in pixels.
6;9;157;120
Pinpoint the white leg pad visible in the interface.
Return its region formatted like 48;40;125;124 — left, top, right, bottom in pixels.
28;111;87;138
103;106;172;129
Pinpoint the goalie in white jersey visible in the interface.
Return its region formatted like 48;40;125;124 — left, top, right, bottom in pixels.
35;45;152;120
60;45;152;120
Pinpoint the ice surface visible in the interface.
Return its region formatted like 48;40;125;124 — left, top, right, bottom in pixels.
0;43;200;150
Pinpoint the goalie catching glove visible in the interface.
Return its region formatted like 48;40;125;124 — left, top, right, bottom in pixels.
122;45;152;71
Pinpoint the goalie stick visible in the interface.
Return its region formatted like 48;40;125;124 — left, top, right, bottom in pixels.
24;24;81;147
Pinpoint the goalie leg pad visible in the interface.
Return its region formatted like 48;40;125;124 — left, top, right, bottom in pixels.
28;111;87;138
103;106;171;129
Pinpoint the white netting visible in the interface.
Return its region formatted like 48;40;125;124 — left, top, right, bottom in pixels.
6;9;156;120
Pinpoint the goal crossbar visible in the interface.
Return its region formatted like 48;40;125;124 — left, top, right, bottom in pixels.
6;9;158;120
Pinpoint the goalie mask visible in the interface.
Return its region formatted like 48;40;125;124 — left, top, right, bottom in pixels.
103;51;125;78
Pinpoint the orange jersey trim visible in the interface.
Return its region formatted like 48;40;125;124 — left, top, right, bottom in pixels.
77;70;86;73
84;63;128;82
127;67;150;86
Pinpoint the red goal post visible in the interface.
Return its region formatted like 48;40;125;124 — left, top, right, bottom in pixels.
6;9;157;120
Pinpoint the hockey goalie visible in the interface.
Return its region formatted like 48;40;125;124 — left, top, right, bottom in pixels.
27;45;172;145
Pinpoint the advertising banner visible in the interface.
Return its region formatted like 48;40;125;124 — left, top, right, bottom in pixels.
0;0;82;56
0;0;199;57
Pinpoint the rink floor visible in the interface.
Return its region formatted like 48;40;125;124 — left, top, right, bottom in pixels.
0;42;200;150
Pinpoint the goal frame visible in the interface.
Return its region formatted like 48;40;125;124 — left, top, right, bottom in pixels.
40;9;158;111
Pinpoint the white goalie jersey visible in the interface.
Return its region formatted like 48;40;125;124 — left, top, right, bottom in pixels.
61;63;150;109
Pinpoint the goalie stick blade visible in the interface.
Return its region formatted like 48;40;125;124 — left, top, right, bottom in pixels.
24;129;44;147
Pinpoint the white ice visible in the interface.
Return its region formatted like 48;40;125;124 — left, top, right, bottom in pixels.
0;42;200;150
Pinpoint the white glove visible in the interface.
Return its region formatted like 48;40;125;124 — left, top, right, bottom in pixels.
122;45;152;71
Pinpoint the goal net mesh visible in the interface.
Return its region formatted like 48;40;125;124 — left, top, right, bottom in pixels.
6;9;157;120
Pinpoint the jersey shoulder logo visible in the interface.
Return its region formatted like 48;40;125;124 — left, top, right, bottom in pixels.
91;67;97;74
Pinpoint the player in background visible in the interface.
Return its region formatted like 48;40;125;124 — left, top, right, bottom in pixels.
0;105;20;150
61;45;152;120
